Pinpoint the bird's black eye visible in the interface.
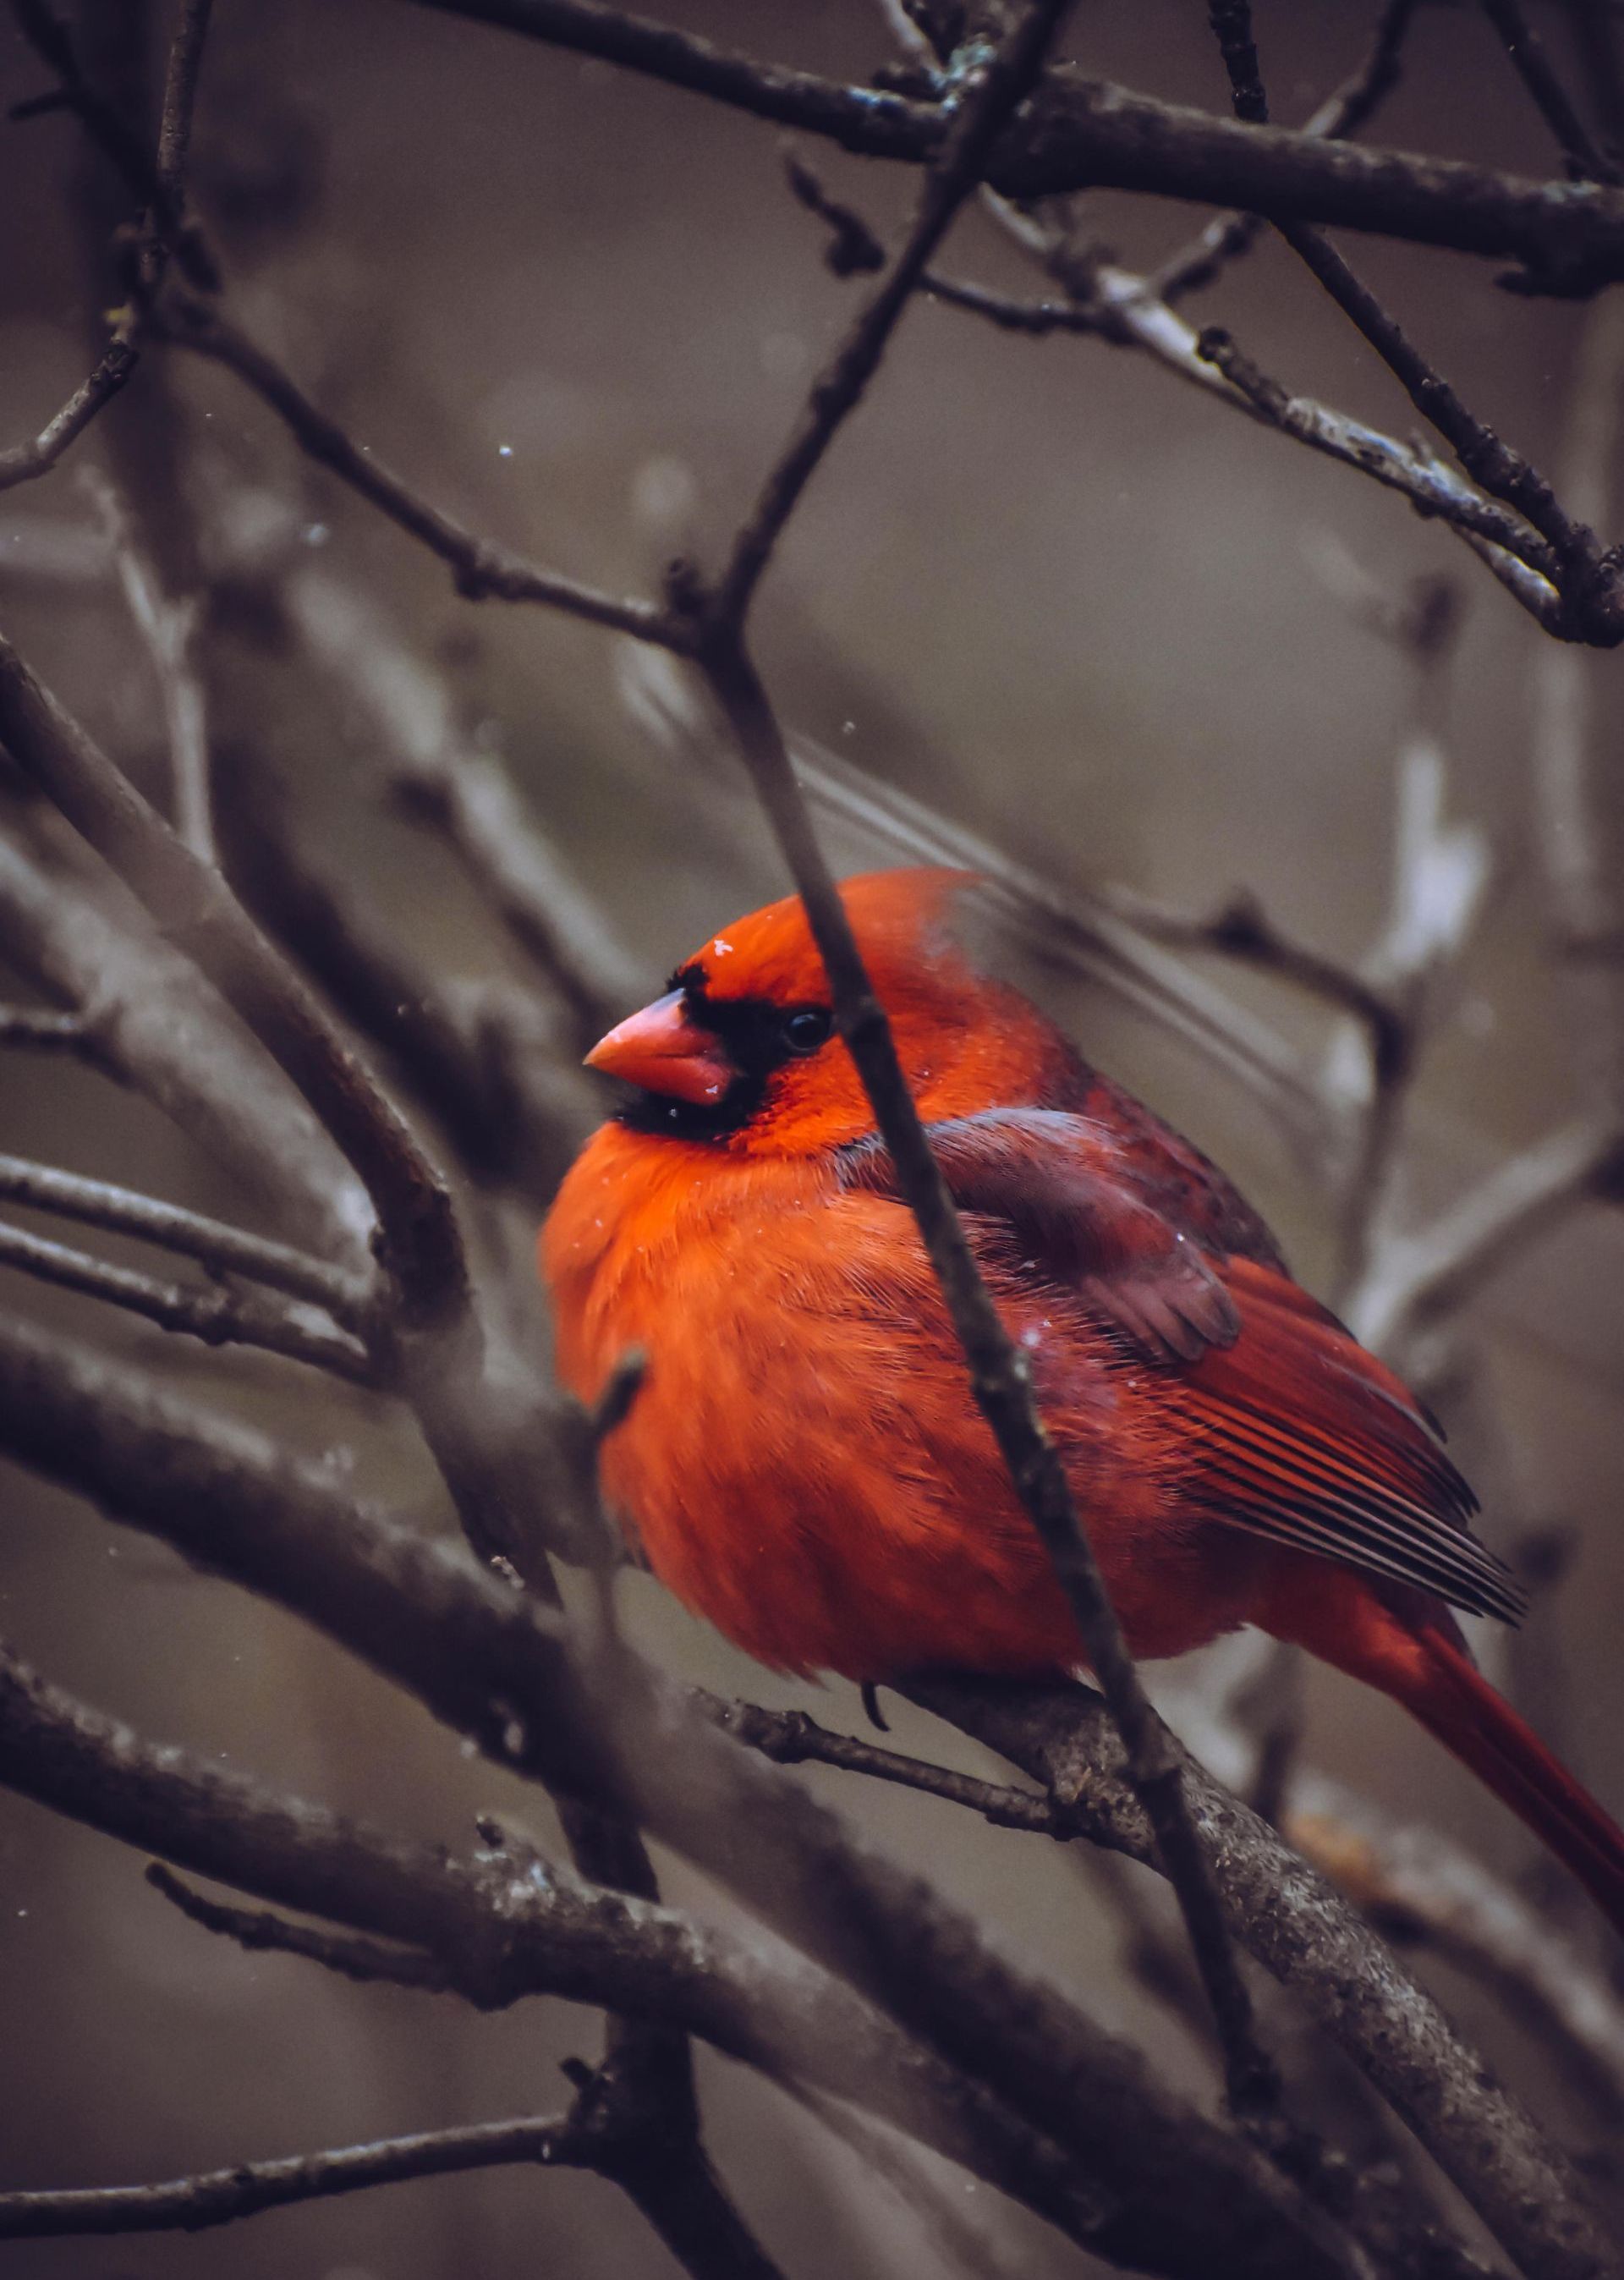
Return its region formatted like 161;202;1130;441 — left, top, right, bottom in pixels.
781;1007;832;1056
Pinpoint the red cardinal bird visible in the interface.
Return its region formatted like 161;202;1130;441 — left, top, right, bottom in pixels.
543;867;1624;1934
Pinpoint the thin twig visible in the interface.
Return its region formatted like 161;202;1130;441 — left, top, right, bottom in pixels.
1278;220;1611;625
0;1150;371;1324
1151;0;1422;302
8;0;215;276
1186;321;1560;587
926;168;1576;622
689;0;1277;2120
0;1217;374;1381
1200;1;1621;644
0;343;140;495
711;8;1076;629
1105;885;1407;1074
1479;0;1621;184
83;466;215;861
0;1005;100;1056
710;1695;1063;1836
0;0;222;496
151;299;683;644
153;0;215;206
145;1864;448;1988
0;2109;584;2240
0;833;372;1259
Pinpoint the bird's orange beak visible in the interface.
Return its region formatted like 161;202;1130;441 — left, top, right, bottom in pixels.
584;989;737;1107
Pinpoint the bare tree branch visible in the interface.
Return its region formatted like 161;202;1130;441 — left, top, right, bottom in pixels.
0;0;221;496
39;1858;788;2277
0;833;371;1257
1288;1795;1624;2130
912;1673;1618;2280
1199;2;1621;646
151;299;681;642
84;466;215;861
0;1150;370;1322
0;1305;1482;2277
710;1695;1062;1836
151;0;215;212
0;1645;1339;2277
0;1216;373;1380
0;2111;588;2240
401;0;1624;286
1151;0;1423;302
0;643;465;1321
0;343;140;496
710;10;1077;629
0;1003;98;1055
1479;0;1621;184
145;1862;451;1988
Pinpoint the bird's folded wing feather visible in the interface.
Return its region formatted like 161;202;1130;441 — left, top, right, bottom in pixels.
838;1107;1524;1623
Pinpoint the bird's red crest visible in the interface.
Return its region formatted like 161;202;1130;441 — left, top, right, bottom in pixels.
678;867;977;1009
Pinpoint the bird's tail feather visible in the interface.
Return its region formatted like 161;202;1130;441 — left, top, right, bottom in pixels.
1397;1619;1624;1942
1263;1569;1624;1940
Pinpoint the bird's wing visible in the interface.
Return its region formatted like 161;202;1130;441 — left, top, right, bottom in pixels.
838;1107;1524;1623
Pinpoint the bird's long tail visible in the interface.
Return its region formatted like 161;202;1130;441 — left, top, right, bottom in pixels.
1265;1571;1624;1940
1396;1619;1624;1939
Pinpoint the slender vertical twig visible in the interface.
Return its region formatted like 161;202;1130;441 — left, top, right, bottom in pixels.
683;3;1278;2118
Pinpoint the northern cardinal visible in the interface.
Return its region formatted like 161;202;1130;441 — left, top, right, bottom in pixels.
543;867;1624;1934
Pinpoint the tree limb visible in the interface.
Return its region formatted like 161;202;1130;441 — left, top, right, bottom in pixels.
0;1645;1339;2277
403;0;1624;285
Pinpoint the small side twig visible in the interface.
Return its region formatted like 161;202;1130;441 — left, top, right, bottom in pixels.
84;467;214;861
0;1005;100;1057
710;1695;1063;1836
145;1864;447;1989
150;298;683;644
1343;1117;1624;1349
0;343;140;496
1199;0;1621;644
1479;0;1621;184
0;1217;375;1382
0;1150;371;1325
1106;885;1407;1074
0;2108;583;2241
1151;0;1421;302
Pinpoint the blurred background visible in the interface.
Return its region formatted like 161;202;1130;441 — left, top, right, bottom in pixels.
2;1;1622;2272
